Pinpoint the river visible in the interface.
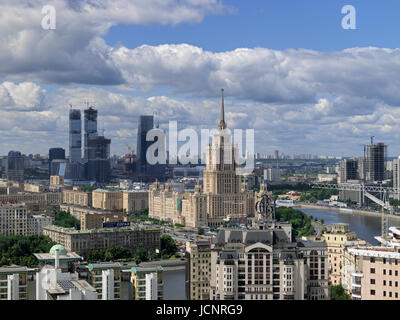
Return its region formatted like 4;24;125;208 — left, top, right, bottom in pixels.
300;207;400;245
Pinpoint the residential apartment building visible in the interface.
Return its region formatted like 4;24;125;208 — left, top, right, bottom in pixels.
0;203;28;236
131;266;164;300
322;223;366;285
50;175;64;186
122;190;148;213
80;211;127;230
23;183;48;193
36;246;97;300
342;226;400;300
27;214;54;235
63;188;92;207
42;224;161;257
60;203;127;230
92;189;123;211
0;191;62;207
209;219;329;300
87;262;122;300
0;266;29;300
185;241;211;300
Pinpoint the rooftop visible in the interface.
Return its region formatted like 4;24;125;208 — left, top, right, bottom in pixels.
88;262;122;270
0;265;30;274
43;224;160;234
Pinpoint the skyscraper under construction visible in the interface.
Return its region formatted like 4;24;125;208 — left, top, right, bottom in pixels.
366;142;386;183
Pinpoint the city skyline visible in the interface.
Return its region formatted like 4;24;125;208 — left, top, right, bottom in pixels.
3;1;400;156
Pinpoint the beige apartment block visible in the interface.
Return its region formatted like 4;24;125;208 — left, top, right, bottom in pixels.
0;203;28;236
50;175;64;186
63;188;92;207
122;190;148;213
322;223;366;285
343;227;400;300
23;183;48;193
209;219;329;300
42;224;161;257
92;189;123;211
80;211;128;230
185;241;211;300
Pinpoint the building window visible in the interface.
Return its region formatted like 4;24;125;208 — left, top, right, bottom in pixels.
370;290;375;295
370;268;375;274
370;279;375;285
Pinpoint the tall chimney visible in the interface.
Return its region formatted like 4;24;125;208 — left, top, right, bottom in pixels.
55;249;60;269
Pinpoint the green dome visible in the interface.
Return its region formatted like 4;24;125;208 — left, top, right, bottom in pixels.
49;244;67;255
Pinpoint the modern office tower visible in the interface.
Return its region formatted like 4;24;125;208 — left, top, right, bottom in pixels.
42;225;161;257
136;114;166;181
322;223;366;286
49;148;65;161
87;263;121;300
366;142;386;183
83;107;98;162
136;115;154;175
5;151;24;182
69;109;82;163
131;266;164;300
49;147;65;173
393;157;400;200
339;159;358;183
35;246;98;300
357;157;366;181
274;150;279;160
210;221;329;300
185;241;211;300
342;226;400;300
0;203;28;236
0;266;29;300
50;159;68;176
86;136;111;182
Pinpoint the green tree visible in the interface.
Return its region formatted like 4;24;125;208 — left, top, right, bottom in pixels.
330;285;350;300
275;207;316;237
135;248;149;264
54;211;80;230
160;234;177;258
197;227;205;235
0;234;55;267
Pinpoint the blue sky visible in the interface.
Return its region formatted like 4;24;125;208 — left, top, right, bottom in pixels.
2;1;400;157
105;0;400;52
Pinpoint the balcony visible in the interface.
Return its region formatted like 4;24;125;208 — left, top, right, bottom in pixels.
351;293;361;299
351;272;363;278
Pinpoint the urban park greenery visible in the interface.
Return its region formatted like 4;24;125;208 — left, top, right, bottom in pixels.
54;211;81;230
0;234;56;267
275;207;315;237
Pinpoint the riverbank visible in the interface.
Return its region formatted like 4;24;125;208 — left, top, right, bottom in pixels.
297;203;400;220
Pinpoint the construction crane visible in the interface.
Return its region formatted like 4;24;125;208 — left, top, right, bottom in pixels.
312;183;399;239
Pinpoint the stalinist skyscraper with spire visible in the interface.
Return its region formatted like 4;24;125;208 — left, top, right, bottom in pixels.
149;90;255;228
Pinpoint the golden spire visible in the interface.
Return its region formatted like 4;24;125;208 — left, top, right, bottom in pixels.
218;88;227;130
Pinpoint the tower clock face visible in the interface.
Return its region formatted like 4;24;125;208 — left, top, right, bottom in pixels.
255;194;275;219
